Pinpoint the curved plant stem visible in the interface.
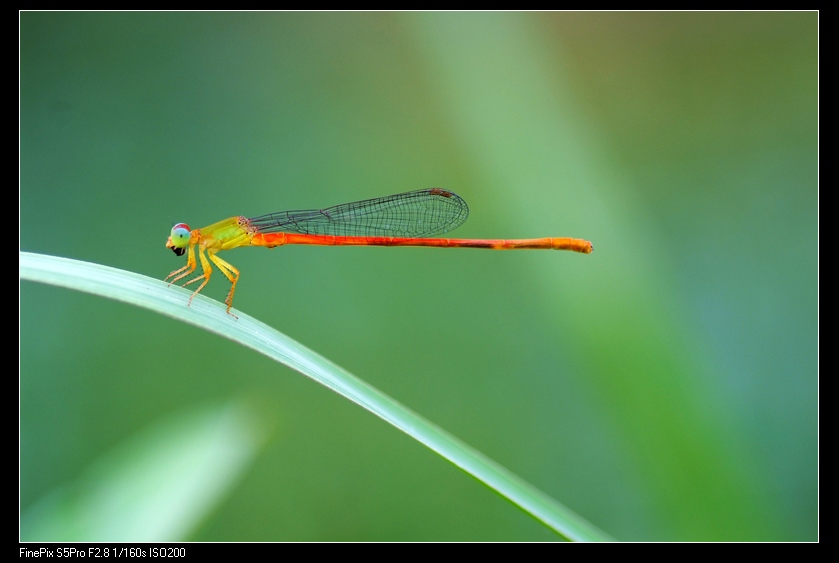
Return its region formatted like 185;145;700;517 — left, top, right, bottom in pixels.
20;251;612;541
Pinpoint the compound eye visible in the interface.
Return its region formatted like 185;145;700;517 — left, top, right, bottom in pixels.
170;224;191;245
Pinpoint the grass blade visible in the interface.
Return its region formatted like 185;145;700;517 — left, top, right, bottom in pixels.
20;251;612;541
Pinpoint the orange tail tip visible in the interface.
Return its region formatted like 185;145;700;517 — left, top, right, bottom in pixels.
552;238;594;253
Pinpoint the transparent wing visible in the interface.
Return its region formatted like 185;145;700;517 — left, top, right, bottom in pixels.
249;188;469;237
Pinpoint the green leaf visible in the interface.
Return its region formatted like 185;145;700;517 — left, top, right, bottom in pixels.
20;251;612;542
21;401;266;541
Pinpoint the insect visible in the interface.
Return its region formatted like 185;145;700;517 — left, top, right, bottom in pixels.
165;188;593;315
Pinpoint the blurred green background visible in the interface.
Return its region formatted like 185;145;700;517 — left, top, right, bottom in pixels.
20;12;817;541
